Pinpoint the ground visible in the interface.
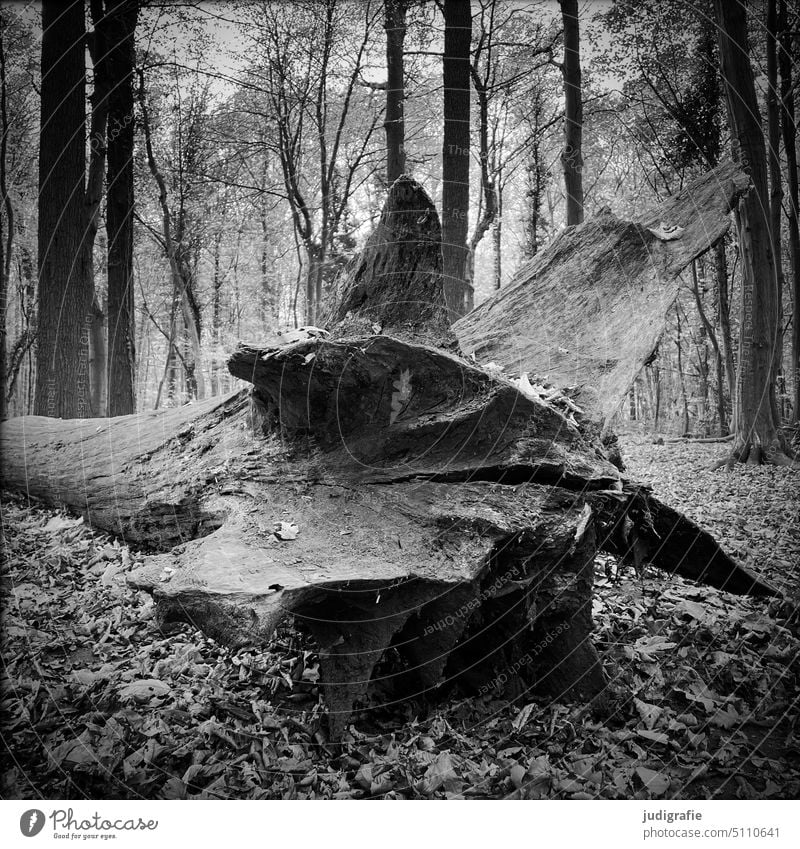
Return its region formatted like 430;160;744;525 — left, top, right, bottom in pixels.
1;436;798;800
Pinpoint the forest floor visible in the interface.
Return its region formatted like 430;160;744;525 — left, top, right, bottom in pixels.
2;435;799;800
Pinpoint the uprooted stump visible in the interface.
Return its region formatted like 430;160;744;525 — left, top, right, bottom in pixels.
0;337;778;737
0;173;778;738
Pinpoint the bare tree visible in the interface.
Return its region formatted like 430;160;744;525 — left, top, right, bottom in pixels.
138;69;206;402
255;0;382;324
714;0;794;465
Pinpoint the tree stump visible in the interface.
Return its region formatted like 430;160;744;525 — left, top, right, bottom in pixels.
0;173;777;737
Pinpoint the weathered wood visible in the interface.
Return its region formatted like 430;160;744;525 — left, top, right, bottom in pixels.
227;335;618;487
0;340;777;736
0;166;778;736
453;160;750;428
0;393;240;549
329;176;453;347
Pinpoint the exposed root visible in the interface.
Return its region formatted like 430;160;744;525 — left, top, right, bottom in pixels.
712;437;800;471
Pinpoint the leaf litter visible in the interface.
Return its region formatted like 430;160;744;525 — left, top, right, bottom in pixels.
1;435;798;799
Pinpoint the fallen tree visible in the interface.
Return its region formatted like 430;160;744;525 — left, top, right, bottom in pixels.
1;176;777;738
453;160;750;431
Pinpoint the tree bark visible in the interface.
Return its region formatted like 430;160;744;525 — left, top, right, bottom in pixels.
766;0;785;410
34;0;94;418
332;176;452;346
0;17;12;420
714;0;792;465
777;0;800;423
559;0;584;226
714;238;736;417
441;0;471;318
384;0;407;184
105;0;139;416
88;296;107;417
692;259;728;434
675;303;690;435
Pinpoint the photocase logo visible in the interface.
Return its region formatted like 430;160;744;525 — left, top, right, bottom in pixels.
19;810;46;837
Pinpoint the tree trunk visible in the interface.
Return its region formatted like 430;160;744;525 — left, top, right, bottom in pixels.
0;344;777;733
675;303;690;436
34;0;94;418
454;160;750;429
441;0;471;318
714;0;792;465
692;258;728;434
778;0;800;423
493;211;502;290
467;46;498;286
714;238;736;418
105;0;139;416
88;295;107;417
766;0;785;409
0;18;11;420
211;232;223;397
384;0;407;184
559;0;584;226
2;175;777;738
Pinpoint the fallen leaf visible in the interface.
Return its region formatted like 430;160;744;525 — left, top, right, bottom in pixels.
635;766;670;796
635;698;662;730
512;703;537;731
118;679;171;703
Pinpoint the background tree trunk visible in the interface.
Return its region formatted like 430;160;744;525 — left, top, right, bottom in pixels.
105;0;139;415
34;0;94;418
0;19;11;420
559;0;584;226
766;0;785;413
441;0;471;318
384;0;407;184
777;0;800;423
714;238;736;415
714;0;790;465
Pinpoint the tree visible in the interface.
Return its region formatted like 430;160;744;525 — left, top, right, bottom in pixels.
777;0;800;422
0;9;36;418
714;0;794;465
766;0;785;417
385;0;407;183
137;68;206;404
441;0;471;317
2;177;775;739
558;0;583;225
0;13;11;419
253;0;383;324
104;0;139;415
34;0;94;418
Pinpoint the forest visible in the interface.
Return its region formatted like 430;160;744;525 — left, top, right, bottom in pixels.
0;0;799;805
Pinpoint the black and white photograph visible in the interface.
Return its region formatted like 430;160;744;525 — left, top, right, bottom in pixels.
0;0;798;827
